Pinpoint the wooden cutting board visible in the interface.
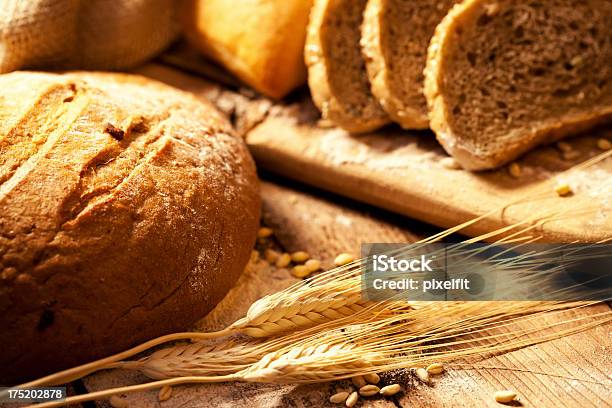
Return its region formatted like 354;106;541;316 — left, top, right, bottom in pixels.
137;60;612;243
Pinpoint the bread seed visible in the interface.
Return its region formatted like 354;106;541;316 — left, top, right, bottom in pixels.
304;259;321;272
494;390;517;404
416;367;430;383
380;384;401;396
292;265;311;278
596;138;611;150
330;391;349;404
158;386;172;402
257;227;273;238
555;182;572;197
358;384;380;397
334;253;354;266
364;373;380;384
109;396;129;408
426;362;444;375
351;375;367;388
345;391;359;407
275;253;291;268
508;162;521;178
264;249;280;263
291;251;310;263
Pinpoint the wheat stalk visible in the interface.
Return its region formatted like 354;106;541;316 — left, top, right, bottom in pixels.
20;150;612;389
26;303;612;408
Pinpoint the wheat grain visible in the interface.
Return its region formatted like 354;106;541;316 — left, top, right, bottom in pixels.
292;265;311;278
158;386;172;402
416;368;429;383
345;391;358;407
426;363;444;375
257;227;273;238
291;251;310;263
109;395;128;408
380;384;401;396
304;259;321;272
275;253;291;268
264;249;280;263
555;182;572;196
364;373;380;384
334;253;354;266
330;391;349;404
351;375;366;388
494;390;517;403
358;385;380;396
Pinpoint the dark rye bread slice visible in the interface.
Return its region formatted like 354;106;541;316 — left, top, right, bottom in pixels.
306;0;389;133
362;0;459;129
425;0;612;170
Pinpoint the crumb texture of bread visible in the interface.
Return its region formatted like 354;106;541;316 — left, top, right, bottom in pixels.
182;0;312;99
425;0;612;170
306;0;389;133
362;0;459;129
0;71;261;384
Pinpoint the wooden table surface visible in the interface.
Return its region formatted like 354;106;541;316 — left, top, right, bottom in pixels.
80;178;611;407
72;51;612;407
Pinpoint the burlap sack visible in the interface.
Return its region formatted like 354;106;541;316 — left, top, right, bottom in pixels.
0;0;179;73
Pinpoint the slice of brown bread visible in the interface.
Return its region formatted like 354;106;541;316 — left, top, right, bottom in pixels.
425;0;612;170
362;0;459;129
306;0;389;133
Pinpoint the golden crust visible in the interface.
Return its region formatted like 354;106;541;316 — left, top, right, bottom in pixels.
0;71;260;383
182;0;312;100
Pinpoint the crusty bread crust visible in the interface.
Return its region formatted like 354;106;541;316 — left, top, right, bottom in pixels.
306;0;389;133
0;71;260;383
182;0;312;100
425;0;612;170
362;0;447;130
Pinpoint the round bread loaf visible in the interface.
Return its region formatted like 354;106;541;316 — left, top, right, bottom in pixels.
0;71;260;384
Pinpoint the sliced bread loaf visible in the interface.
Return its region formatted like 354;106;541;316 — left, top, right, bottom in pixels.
306;0;389;133
425;0;612;170
362;0;458;129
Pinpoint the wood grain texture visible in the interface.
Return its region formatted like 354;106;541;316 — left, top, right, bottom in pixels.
246;100;612;243
82;180;610;408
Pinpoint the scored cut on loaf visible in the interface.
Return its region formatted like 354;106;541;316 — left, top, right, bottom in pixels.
361;0;459;129
0;71;260;384
306;0;389;133
425;0;612;170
